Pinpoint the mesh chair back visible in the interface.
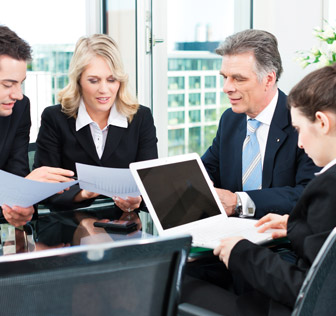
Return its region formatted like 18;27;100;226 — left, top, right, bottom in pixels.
292;227;336;316
0;235;192;316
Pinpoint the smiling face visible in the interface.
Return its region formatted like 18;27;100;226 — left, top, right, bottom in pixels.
220;52;276;118
0;55;27;117
79;55;120;121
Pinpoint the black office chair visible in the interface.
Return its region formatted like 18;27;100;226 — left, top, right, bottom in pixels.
178;227;336;316
0;235;192;316
28;142;37;172
292;227;336;316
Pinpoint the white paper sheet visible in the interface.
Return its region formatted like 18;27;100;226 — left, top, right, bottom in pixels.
76;163;141;198
0;170;78;208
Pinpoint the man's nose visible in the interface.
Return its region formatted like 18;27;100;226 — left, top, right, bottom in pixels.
10;85;23;100
223;77;235;93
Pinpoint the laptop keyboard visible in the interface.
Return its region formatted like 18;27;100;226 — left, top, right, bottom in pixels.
193;220;256;242
191;217;275;249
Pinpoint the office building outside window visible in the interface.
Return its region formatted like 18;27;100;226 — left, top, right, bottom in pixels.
167;51;229;156
166;0;244;157
0;0;89;141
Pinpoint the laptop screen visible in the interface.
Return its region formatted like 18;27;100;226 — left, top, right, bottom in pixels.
137;159;222;229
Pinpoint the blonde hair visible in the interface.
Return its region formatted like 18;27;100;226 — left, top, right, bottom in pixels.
58;33;139;121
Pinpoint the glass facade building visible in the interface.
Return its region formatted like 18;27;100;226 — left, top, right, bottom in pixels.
167;51;230;156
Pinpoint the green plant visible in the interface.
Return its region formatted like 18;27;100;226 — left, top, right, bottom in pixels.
296;22;336;68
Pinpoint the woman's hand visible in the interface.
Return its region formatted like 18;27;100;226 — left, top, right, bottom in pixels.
73;190;100;202
255;213;289;239
213;236;244;268
113;196;142;212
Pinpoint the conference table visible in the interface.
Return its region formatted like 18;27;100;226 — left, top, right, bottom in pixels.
0;201;153;256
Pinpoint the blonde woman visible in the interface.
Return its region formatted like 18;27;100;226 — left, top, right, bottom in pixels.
34;34;158;211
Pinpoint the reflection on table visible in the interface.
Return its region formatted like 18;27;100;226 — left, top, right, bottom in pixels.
0;204;152;256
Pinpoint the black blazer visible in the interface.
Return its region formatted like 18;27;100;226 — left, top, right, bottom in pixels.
0;96;30;177
229;164;336;313
34;104;158;210
202;90;319;218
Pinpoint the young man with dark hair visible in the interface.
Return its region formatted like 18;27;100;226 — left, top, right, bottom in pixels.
0;25;74;226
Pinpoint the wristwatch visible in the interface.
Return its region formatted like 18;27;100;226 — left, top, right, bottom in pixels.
234;193;242;216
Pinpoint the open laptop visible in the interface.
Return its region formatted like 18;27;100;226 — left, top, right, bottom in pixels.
130;153;273;249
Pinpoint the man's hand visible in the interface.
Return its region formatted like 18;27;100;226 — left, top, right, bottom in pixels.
255;213;289;239
214;188;237;216
1;204;34;227
26;166;74;183
213;236;244;268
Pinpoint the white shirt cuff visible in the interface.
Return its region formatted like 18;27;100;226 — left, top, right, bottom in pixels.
236;192;255;217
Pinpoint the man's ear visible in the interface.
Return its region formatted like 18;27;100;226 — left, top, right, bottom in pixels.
264;71;276;89
315;111;330;134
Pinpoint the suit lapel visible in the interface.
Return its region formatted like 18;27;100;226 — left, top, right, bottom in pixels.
68;119;101;165
101;125;125;163
262;91;289;188
0;116;11;161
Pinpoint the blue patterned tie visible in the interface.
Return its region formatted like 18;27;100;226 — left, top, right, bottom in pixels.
242;119;262;190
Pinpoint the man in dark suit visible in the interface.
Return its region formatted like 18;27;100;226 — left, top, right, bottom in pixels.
0;25;74;226
202;29;319;219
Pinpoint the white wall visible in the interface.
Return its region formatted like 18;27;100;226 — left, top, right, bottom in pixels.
253;0;324;94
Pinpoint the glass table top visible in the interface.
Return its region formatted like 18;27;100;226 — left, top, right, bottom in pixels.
0;203;154;256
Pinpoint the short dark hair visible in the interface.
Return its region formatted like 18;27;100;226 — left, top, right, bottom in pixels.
287;64;336;122
216;29;283;82
0;25;32;61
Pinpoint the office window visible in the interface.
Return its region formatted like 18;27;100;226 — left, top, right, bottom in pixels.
189;76;201;89
0;0;90;141
189;93;201;106
168;94;185;107
205;109;217;122
168;111;185;125
204;125;217;149
205;76;217;88
168;58;184;71
101;0;252;157
189;127;201;153
168;129;185;155
164;0;251;156
104;0;136;95
189;110;201;123
204;92;217;105
168;77;185;90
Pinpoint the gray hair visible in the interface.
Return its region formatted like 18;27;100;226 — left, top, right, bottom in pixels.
216;29;283;82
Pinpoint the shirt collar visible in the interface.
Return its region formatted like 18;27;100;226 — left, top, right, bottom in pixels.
76;99;128;131
108;101;128;128
248;90;279;125
315;158;336;176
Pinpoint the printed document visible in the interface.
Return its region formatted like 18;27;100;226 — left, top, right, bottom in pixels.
0;170;78;208
76;163;141;198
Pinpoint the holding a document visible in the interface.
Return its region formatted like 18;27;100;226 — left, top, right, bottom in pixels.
0;26;75;227
33;34;158;212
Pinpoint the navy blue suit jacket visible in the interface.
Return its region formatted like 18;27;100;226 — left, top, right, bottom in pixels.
0;96;30;177
34;104;158;210
202;90;319;218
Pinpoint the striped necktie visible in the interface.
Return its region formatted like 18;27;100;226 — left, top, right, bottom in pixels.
242;119;262;190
